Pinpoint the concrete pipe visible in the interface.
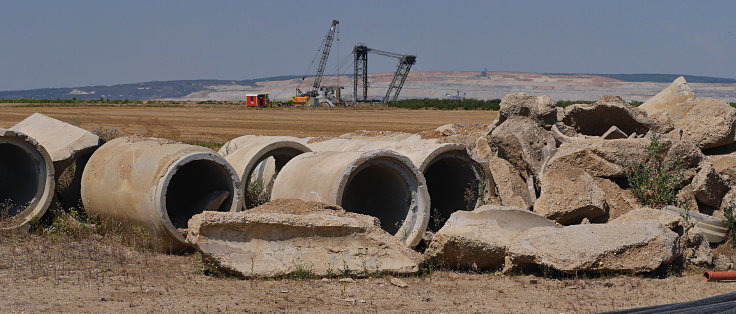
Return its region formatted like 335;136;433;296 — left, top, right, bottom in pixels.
307;138;488;231
81;136;242;252
219;135;311;209
270;150;430;247
0;129;55;232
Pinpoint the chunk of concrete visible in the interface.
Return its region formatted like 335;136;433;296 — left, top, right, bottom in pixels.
488;116;557;180
691;162;729;208
10;113;101;175
560;96;670;137
594;178;639;219
488;157;534;210
490;92;558;129
534;163;609;225
504;222;679;274
186;200;423;278
669;98;736;150
639;76;696;117
424;205;559;270
601;126;628;140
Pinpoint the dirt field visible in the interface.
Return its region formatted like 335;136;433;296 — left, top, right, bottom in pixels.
2;104;735;312
0;104;496;143
1;233;734;313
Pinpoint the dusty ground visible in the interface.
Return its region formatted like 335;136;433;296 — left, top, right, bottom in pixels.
0;103;496;143
0;233;734;313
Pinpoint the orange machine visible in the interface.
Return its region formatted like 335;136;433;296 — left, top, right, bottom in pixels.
245;94;270;107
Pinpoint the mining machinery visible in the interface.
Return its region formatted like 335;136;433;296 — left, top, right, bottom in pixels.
352;44;416;103
293;20;339;105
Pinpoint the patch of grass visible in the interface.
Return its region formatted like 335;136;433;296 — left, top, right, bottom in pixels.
386;98;501;110
625;134;684;208
730;102;736;108
245;179;270;209
185;140;225;151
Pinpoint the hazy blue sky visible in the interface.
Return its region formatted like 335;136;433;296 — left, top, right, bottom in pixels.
1;0;734;91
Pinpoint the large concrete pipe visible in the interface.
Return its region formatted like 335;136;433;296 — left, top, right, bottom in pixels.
270;150;430;247
11;113;101;209
0;129;55;232
219;135;311;209
81;136;242;252
307;138;488;231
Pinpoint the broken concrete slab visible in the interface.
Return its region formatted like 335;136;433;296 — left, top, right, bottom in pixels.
504;222;678;274
490;92;558;129
10;113;101;175
668;97;736;150
534;163;609;225
639;76;696;117
593;178;639;220
488;116;557;180
560;96;670;137
488;157;534;210
610;207;713;266
547;137;703;178
662;206;727;244
0;128;55;233
186;200;423;278
601;126;628;140
691;162;729;209
424;205;559;270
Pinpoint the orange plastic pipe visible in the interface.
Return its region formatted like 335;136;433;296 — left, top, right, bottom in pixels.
704;271;736;281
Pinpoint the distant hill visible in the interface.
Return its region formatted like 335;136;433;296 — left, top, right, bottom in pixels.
0;75;303;101
547;73;736;84
1;72;734;101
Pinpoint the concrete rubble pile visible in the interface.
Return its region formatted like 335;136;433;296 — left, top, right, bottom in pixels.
2;76;736;277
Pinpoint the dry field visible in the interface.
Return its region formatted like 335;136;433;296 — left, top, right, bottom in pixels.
2;104;735;312
1;233;735;313
0;104;497;143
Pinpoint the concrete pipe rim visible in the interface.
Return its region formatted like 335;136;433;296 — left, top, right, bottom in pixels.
238;142;311;209
0;132;55;231
336;150;430;247
155;151;242;247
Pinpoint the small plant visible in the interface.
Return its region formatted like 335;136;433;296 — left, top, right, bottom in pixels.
245;179;270;209
290;259;314;280
626;134;684;208
723;202;736;248
679;203;696;234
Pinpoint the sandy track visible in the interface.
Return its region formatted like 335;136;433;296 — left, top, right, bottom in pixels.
0;105;496;143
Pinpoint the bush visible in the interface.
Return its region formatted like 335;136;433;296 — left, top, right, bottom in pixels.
724;203;736;248
386;98;501;110
625;134;684;208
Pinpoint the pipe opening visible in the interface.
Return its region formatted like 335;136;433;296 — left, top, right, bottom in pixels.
0;143;41;217
165;159;235;229
245;147;306;209
424;154;481;231
342;158;413;234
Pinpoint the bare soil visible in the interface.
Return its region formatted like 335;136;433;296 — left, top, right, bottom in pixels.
0;104;496;143
0;233;734;313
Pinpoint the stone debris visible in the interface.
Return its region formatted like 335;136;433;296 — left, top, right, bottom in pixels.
601;126;628;139
639;76;696;116
186;200;423;278
488;157;534;210
491;92;558;129
504;222;679;274
424;205;559;270
534;163;609;225
560;96;669;137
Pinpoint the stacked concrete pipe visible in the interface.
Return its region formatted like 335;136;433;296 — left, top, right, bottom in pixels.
307;138;489;231
0;128;55;232
218;135;311;209
270;150;431;247
81;136;242;252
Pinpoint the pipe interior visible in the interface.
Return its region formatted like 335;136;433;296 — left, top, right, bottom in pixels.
424;154;480;231
165;159;234;229
342;159;412;234
246;147;306;208
0;143;40;217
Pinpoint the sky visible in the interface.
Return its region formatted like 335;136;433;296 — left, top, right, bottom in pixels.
0;0;734;91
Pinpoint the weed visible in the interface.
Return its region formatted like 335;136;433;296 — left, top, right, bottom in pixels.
245;179;270;209
290;259;314;280
626;134;683;208
679;203;696;234
723;202;736;248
